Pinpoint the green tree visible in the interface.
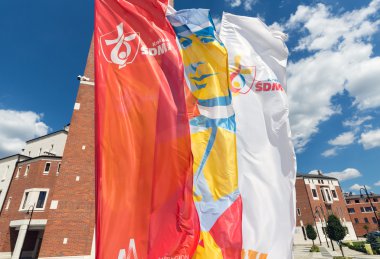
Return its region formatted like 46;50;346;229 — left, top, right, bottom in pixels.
306;224;317;246
327;214;346;257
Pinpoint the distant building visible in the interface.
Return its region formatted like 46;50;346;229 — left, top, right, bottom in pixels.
0;129;68;259
345;192;380;237
294;171;357;245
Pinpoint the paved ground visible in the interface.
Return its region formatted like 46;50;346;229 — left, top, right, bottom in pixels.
294;242;380;259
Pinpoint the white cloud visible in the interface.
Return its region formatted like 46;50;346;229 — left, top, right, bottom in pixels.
328;131;355;146
349;183;371;191
322;147;338;157
325;168;362;181
343;116;373;128
0;109;49;157
283;0;380;152
359;128;380;149
225;0;258;11
374;181;380;186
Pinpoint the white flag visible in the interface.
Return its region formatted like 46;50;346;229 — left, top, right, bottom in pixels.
220;12;297;259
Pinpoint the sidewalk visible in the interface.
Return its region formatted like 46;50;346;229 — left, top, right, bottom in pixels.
294;242;380;259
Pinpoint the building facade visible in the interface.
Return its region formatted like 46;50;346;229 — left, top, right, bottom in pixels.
345;193;380;237
0;130;68;259
294;172;357;245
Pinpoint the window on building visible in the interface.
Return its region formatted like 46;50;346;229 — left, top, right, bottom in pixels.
321;180;324;184
43;162;51;175
19;189;49;211
24;165;30;176
348;208;355;214
360;207;365;212
36;191;47;208
297;208;301;216
321;189;326;202
5;197;11;210
364;218;369;223
331;190;338;199
365;207;373;212
374;207;378;211
354;218;359;224
57;163;61;175
374;198;379;202
346;200;351;204
372;217;377;224
355;199;360;203
312;189;318;198
21;192;30;210
15;167;21;178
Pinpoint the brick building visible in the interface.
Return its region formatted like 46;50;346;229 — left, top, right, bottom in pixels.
0;130;68;259
345;193;380;237
294;171;357;245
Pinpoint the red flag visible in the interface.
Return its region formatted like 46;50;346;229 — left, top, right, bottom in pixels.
95;0;200;258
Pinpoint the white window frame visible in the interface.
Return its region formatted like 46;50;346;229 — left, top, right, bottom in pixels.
297;208;301;216
311;188;319;200
56;163;61;176
24;164;30;177
5;197;12;210
19;188;49;212
43;162;51;175
15;167;21;179
331;188;339;201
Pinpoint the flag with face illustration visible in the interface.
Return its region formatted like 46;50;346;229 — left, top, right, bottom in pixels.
95;0;200;258
168;9;242;259
220;12;297;259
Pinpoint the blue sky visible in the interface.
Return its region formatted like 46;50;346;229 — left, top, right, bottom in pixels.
0;0;379;193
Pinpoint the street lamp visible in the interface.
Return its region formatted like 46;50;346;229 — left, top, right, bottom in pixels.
25;205;35;235
359;185;380;231
315;205;330;248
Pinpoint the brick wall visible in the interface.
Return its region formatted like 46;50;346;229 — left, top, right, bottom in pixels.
39;39;95;257
0;158;62;252
346;197;380;236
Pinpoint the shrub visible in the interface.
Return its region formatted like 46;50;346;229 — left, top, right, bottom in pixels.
310;245;320;252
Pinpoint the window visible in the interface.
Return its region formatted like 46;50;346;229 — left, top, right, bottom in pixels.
360;207;365;213
39;148;42;156
354;218;359;224
348;208;355;214
43;162;51;175
15;167;21;178
5;197;11;210
312;189;318;198
321;180;324;184
364;218;369;223
36;191;47;208
57;163;61;175
297;208;301;216
24;165;30;176
346;200;351;204
365;207;373;212
22;192;29;210
355;199;360;203
374;198;379;202
372;217;377;224
19;189;49;211
331;190;338;199
321;189;326;202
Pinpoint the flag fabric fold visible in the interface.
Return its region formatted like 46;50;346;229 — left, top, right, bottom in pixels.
95;0;199;258
220;12;297;259
168;9;242;259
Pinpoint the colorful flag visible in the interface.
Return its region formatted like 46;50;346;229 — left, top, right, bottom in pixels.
168;9;242;258
220;13;297;259
95;1;199;258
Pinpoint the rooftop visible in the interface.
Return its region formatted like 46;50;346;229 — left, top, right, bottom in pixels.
297;172;338;181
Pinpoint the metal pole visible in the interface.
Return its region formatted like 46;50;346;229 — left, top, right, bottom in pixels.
316;206;330;247
313;212;322;245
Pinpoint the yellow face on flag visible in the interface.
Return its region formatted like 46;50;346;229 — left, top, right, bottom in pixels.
178;31;230;100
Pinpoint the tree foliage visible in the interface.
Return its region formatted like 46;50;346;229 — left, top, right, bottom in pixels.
327;214;346;242
306;224;317;243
